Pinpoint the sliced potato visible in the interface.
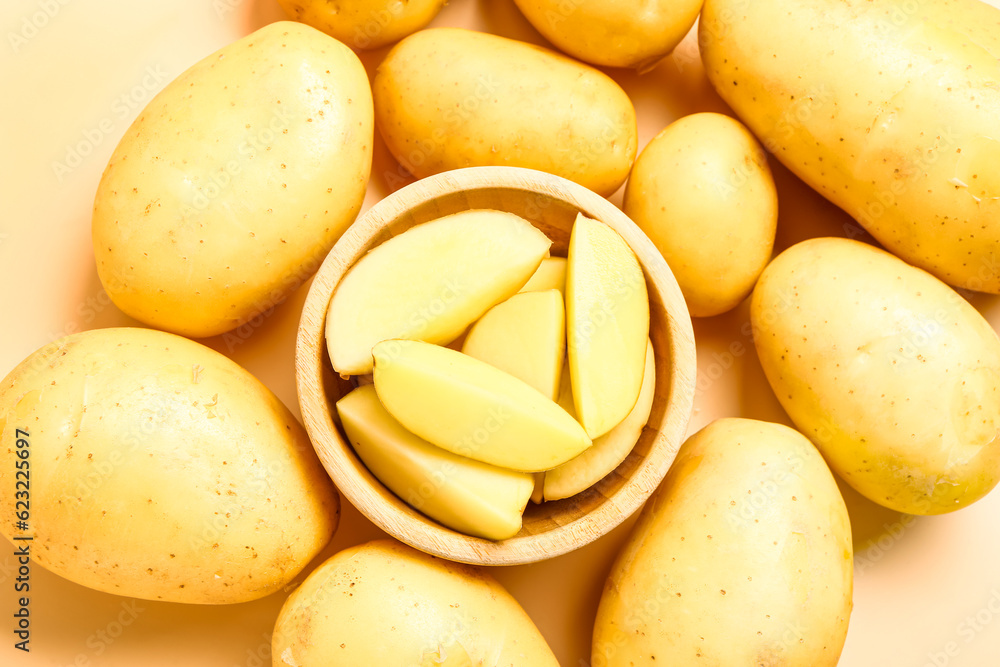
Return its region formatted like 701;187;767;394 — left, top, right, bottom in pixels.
567;213;649;438
325;209;550;375
372;339;591;472
519;257;567;295
545;340;655;501
338;385;533;540
462;289;565;401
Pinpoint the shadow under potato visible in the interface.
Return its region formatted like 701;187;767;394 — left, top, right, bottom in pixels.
835;474;917;555
475;0;550;47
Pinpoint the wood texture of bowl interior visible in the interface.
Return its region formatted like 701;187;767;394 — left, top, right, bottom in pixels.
296;166;696;566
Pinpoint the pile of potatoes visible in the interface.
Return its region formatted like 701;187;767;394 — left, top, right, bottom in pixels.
2;0;1000;664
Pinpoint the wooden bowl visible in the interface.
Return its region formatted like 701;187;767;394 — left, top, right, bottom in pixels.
295;166;696;565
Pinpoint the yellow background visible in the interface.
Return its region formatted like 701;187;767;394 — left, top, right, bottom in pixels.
1;0;999;665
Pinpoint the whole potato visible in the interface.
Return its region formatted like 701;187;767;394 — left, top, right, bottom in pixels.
276;0;447;50
512;0;703;69
272;539;559;666
0;328;338;603
92;22;373;338
624;112;777;317
373;28;637;196
700;0;1000;292
752;238;1000;514
593;418;852;667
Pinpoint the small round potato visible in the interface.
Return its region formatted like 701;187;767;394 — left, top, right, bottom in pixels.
272;539;559;666
624;113;777;317
513;0;703;69
276;0;448;50
0;328;339;603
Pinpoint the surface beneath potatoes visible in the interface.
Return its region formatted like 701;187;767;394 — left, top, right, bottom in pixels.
2;0;999;665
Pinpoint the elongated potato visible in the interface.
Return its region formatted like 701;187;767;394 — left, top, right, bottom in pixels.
752;238;1000;514
700;0;1000;292
0;328;338;603
93;22;373;337
593;419;852;666
272;539;559;666
373;28;637;196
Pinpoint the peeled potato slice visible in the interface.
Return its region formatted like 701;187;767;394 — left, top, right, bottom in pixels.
545;340;656;501
519;257;567;295
372;339;591;472
566;213;649;438
338;385;533;540
326;209;551;375
462;289;565;401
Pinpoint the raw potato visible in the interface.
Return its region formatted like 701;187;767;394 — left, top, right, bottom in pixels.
530;472;545;504
0;328;338;604
624;112;777;317
567;214;649;438
555;359;575;413
374;27;638;196
536;359;579;500
462;289;565;401
276;0;447;50
544;340;655;501
271;539;560;666
751;237;1000;514
700;0;1000;293
326;209;551;375
92;22;373;337
593;418;852;666
337;385;533;540
519;257;567;295
512;0;703;69
372;339;591;471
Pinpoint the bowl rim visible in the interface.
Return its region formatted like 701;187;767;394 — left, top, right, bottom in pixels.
295;166;696;565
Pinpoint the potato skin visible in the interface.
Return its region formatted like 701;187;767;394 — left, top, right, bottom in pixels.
512;0;703;69
0;328;338;603
92;21;373;337
276;0;447;50
751;238;1000;515
373;27;637;196
700;0;1000;292
624;112;777;317
592;419;852;667
271;539;559;666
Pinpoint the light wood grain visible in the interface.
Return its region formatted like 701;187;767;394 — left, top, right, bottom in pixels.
295;166;696;565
